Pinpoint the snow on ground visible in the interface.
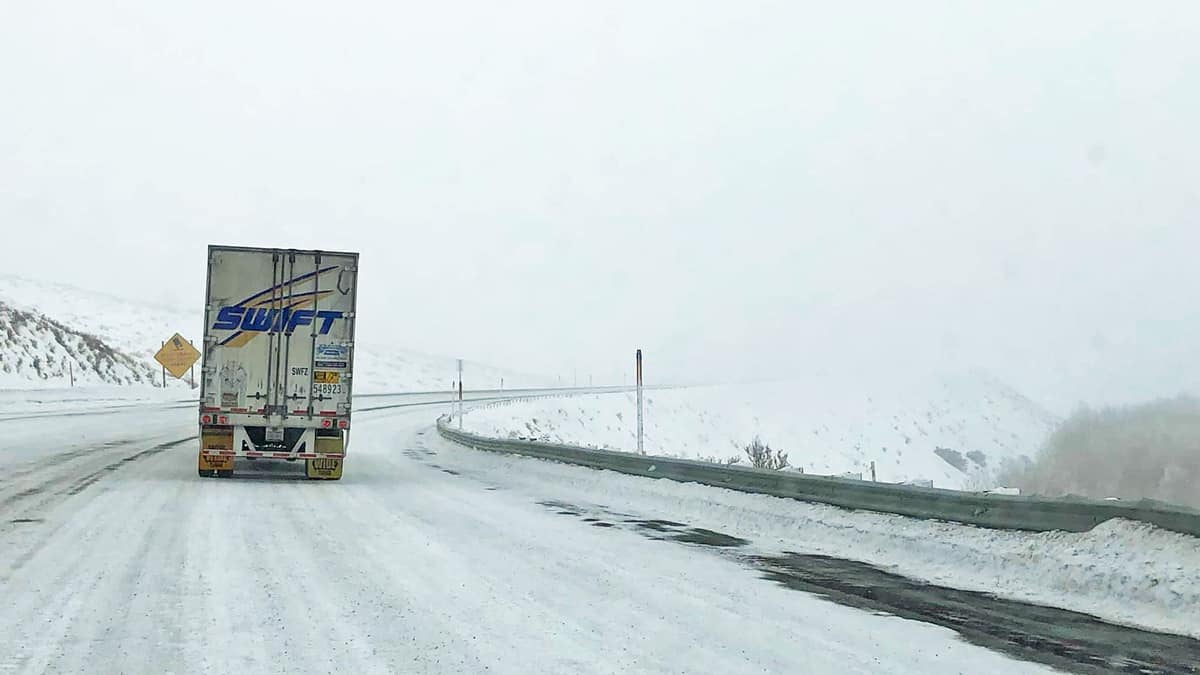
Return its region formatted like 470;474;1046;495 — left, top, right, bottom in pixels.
430;434;1200;639
0;400;1053;675
0;385;187;415
462;375;1059;490
0;274;550;393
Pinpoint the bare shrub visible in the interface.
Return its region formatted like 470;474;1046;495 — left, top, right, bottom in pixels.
744;435;789;470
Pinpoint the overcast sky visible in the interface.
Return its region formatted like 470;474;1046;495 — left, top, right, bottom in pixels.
3;2;1198;411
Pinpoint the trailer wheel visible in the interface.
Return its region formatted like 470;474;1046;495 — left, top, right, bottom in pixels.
216;470;234;479
198;469;214;478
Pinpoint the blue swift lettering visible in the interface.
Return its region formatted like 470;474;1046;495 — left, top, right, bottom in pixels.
213;306;344;334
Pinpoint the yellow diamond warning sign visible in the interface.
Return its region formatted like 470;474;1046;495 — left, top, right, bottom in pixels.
155;333;201;379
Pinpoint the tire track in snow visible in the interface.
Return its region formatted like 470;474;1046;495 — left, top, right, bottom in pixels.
0;467;164;673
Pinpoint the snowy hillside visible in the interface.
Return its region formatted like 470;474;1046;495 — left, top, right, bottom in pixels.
462;375;1060;490
0;275;550;393
0;300;160;388
0;275;195;389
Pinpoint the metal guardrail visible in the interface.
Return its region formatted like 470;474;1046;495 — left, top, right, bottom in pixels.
356;385;643;399
437;416;1200;538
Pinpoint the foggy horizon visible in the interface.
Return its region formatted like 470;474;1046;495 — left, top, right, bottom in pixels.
4;2;1199;413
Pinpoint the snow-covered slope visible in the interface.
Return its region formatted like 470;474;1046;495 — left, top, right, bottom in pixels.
0;300;160;388
0;275;196;387
0;275;549;393
351;347;548;393
462;375;1060;490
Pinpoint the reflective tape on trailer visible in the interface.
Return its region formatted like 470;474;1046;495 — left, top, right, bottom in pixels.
202;450;345;459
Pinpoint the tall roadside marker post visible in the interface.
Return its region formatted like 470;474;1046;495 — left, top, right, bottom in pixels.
457;358;464;430
636;349;644;454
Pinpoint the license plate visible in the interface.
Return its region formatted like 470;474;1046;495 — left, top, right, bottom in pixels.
306;457;343;479
199;453;234;471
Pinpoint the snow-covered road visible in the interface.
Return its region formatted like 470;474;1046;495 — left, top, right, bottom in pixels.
0;399;1061;674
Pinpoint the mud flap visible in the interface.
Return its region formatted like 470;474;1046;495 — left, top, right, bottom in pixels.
199;426;235;476
306;457;343;480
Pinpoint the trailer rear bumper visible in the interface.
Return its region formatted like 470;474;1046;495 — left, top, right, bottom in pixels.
198;424;346;479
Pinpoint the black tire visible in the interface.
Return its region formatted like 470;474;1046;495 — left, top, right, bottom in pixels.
198;469;214;478
216;469;234;479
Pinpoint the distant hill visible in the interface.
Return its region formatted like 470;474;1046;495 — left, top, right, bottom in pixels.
0;300;160;387
0;275;549;392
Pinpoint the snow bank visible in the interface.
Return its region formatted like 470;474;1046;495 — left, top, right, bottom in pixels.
462;377;1058;490
434;436;1200;638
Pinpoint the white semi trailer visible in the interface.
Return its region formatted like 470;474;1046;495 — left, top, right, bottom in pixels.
197;245;359;480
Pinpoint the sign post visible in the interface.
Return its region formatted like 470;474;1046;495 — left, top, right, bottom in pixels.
636;349;644;455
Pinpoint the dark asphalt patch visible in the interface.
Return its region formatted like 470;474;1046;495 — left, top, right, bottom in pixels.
754;552;1200;675
532;498;1200;673
537;502;747;548
673;528;748;548
537;500;579;513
